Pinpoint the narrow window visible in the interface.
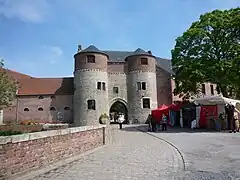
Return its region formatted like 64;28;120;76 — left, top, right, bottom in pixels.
87;100;96;110
201;84;206;95
210;85;214;95
113;87;119;94
137;82;141;90
38;107;43;111
102;82;106;91
216;86;221;94
38;96;44;99
24;108;29;112
143;98;150;109
50;107;56;111
64;107;70;111
97;82;101;90
87;55;95;63
140;58;148;65
142;82;146;90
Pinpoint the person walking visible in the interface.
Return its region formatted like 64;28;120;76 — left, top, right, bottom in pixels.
162;114;167;131
118;114;124;129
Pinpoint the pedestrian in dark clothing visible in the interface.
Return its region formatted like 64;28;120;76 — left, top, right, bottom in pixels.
147;114;152;131
151;116;156;132
162;114;167;131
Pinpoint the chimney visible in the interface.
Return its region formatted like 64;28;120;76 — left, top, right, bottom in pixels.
77;45;82;52
148;50;152;55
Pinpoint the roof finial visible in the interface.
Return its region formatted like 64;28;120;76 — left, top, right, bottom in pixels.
77;45;82;52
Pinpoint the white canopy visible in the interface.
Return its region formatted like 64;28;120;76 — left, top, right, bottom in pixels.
193;95;240;107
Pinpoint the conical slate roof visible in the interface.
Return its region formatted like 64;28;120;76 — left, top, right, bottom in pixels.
81;45;101;53
133;48;148;55
125;48;154;60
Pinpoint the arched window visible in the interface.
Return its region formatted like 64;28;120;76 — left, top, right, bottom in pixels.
24;108;29;112
64;107;70;111
50;107;56;111
39;96;44;99
38;107;43;111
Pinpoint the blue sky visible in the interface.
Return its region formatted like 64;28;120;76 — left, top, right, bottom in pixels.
0;0;239;77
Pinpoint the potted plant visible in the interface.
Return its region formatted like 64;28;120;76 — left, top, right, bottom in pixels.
99;113;109;124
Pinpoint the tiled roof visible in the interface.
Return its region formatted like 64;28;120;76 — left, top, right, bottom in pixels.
3;68;32;79
17;77;74;95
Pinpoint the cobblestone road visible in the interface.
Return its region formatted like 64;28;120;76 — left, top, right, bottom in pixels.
27;125;184;180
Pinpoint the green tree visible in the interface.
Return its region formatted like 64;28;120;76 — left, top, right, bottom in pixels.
172;8;240;99
0;59;18;108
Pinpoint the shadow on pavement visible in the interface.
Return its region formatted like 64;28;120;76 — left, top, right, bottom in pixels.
119;124;230;133
115;125;147;132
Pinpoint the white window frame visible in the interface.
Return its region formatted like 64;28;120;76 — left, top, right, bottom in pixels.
142;97;151;109
136;82;147;91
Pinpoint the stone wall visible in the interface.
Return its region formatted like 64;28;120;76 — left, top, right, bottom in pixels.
74;70;109;126
0;125;106;179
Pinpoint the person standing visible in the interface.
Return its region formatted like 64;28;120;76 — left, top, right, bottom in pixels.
162;114;167;131
151;115;156;132
118;114;124;129
147;114;152;132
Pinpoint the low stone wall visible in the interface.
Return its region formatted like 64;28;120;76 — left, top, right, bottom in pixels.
0;125;106;179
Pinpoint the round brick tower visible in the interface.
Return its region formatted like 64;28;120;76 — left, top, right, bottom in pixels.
126;48;158;124
73;45;109;126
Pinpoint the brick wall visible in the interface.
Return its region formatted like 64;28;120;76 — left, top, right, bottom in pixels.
3;95;73;124
0;125;106;179
171;80;220;102
156;67;172;106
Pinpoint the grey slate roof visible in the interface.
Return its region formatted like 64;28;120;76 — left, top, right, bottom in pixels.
102;50;173;74
81;45;101;53
132;48;151;56
80;46;173;74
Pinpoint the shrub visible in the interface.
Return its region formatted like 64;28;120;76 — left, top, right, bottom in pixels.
99;113;109;124
0;130;22;136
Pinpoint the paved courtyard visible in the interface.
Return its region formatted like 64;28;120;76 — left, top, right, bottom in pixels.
16;125;240;180
146;128;240;179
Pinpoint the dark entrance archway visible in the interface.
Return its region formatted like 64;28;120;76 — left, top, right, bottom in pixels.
109;101;128;124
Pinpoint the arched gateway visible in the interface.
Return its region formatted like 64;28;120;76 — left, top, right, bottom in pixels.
109;98;128;124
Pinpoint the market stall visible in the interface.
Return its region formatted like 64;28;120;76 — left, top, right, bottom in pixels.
151;104;169;124
193;95;240;130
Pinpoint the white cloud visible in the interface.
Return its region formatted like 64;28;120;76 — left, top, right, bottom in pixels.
0;0;50;23
42;46;63;64
49;46;63;57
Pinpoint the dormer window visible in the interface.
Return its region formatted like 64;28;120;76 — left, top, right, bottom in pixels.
87;55;95;63
140;58;148;65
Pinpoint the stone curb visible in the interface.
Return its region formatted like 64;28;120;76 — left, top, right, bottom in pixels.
136;125;186;171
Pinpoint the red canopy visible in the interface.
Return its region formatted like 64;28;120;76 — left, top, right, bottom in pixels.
168;103;182;111
151;104;169;123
